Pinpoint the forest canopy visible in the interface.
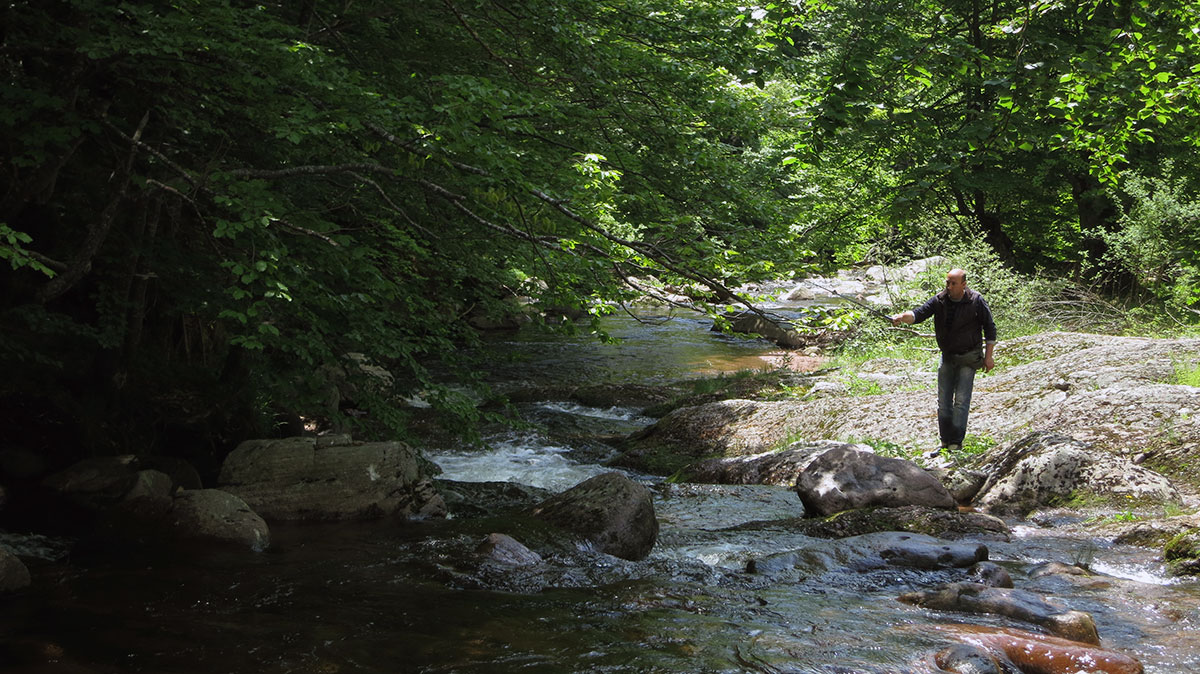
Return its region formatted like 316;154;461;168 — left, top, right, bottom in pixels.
2;0;1199;466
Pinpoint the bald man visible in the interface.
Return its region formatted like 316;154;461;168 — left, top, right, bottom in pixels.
891;269;996;456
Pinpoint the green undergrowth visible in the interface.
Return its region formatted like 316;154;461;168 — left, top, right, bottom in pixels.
846;433;996;463
1174;359;1200;387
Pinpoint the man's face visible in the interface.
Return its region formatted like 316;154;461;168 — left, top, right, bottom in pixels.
945;273;966;301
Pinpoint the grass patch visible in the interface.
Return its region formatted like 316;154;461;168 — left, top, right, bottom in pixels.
1173;359;1200;387
944;434;997;464
855;437;914;458
844;373;885;396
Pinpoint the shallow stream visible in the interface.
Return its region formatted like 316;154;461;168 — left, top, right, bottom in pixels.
3;310;1199;673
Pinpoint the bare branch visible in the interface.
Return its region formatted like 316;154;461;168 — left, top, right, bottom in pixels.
274;218;341;247
229;163;396;179
36;110;150;303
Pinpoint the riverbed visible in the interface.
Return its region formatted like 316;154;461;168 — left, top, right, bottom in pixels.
2;312;1198;673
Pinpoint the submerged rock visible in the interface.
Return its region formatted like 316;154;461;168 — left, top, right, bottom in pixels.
531;472;658;561
968;561;1013;588
721;311;816;349
899;582;1099;644
747;531;986;575
926;624;1143;674
796;446;957;516
475;533;542;566
932;643;1018;674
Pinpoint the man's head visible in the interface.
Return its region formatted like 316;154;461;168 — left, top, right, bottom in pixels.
944;268;967;301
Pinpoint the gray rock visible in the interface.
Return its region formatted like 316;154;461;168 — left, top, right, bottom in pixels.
973;432;1181;516
531;472;658;561
0;546;31;593
731;505;1009;540
170;489;270;551
898;582;1099;644
475;533;542;566
941;468;988;504
122;469;176;503
968;561;1013;588
218;436;446;521
934;643;1017;674
796;446;956;516
747;531;986;575
95;469;177;541
1103;513;1200;547
722;311;812;348
680;440;856;486
41;456;140;509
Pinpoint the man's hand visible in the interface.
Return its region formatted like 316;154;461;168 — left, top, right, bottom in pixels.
983;354;995;372
891;311;914;326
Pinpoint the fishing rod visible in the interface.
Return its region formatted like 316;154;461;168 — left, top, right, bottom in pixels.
799;277;898;324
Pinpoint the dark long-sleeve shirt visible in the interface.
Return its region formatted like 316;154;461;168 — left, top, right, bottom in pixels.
912;288;997;355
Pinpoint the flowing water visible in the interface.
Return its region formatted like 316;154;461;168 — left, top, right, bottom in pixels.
3;311;1200;673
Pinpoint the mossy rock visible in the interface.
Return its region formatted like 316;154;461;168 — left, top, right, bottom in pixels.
1164;529;1200;576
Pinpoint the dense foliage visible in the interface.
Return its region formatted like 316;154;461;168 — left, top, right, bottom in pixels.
2;0;1198;466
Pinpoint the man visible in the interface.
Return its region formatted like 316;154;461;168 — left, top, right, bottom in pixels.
891;268;996;456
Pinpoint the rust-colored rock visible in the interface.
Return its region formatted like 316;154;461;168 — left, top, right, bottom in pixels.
929;624;1143;674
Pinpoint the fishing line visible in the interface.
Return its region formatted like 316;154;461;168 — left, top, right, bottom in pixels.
799;276;896;323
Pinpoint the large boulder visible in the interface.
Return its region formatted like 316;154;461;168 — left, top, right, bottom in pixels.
218;436;446;521
530;472;658;561
795;446;956;516
972;432;1181;516
35;458;268;552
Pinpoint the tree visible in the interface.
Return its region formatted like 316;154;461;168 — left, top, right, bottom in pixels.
0;0;807;463
752;0;1200;272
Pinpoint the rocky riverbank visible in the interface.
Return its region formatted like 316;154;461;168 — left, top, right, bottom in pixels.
3;323;1199;673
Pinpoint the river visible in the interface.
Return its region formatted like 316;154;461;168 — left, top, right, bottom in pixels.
2;310;1199;673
